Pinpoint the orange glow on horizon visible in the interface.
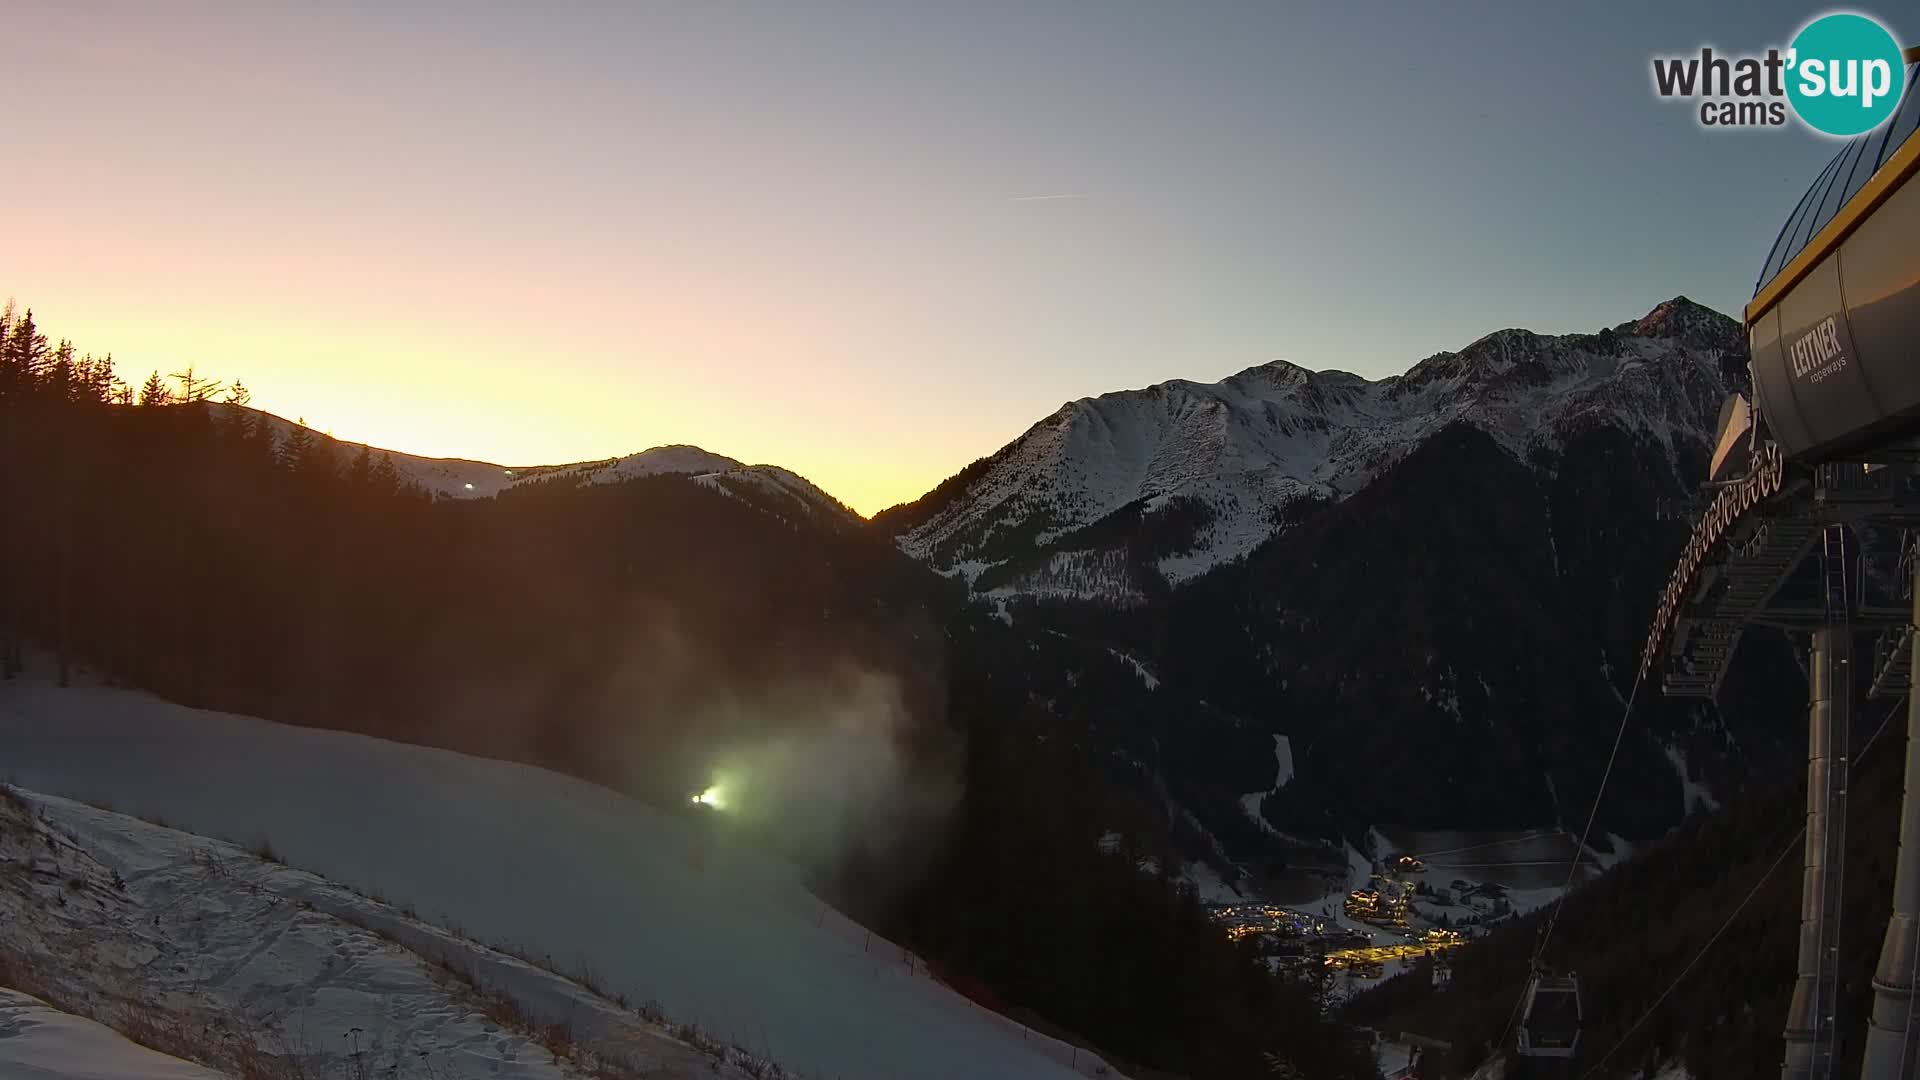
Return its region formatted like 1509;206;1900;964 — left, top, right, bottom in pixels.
18;294;979;519
8;4;1813;534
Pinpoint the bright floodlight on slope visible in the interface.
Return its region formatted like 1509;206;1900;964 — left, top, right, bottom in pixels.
690;784;728;810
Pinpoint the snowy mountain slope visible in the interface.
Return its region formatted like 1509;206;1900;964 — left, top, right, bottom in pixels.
0;989;227;1080
240;408;860;527
387;442;747;500
889;298;1739;597
0;674;1109;1080
0;787;759;1080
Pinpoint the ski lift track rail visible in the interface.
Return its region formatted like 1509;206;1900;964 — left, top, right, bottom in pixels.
1640;442;1790;687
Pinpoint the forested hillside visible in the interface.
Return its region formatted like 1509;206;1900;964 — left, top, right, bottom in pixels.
878;300;1804;852
0;303;1376;1080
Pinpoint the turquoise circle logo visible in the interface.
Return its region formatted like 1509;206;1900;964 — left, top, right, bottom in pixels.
1786;13;1907;136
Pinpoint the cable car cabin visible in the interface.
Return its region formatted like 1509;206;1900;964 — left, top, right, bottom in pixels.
1747;56;1920;465
1516;974;1582;1059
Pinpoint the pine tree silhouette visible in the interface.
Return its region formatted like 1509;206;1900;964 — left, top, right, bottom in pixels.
138;371;172;407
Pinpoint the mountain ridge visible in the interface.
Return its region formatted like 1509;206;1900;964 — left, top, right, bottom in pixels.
883;297;1743;601
235;405;862;529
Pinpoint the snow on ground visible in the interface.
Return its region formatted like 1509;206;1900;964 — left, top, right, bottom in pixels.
1182;861;1244;904
1365;828;1394;863
0;676;1105;1080
1376;827;1599;892
1332;956;1413;999
693;466;860;525
394;443;742;500
1663;744;1721;816
1236;735;1293;834
1106;649;1159;690
1238;794;1276;834
1345;843;1373;891
249;406;858;525
1497;884;1573;918
1588;832;1635;871
1376;1039;1416;1079
898;305;1731;596
0;988;227;1080
0;788;740;1080
981;550;1148;604
1312;827;1603;951
1309;890;1390;945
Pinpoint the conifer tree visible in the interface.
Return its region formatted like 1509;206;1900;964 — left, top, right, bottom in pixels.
348;444;375;490
170;365;223;403
1;309;47;399
138;371;172;407
253;420;278;472
227;402;258;447
371;451;402;495
305;437;337;482
47;340;75;401
282;420;315;473
76;353;115;404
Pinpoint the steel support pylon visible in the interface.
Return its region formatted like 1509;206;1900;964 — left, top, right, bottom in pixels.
1784;524;1852;1080
1861;540;1920;1080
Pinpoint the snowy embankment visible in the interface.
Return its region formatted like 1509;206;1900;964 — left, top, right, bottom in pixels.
0;674;1106;1080
1238;734;1294;834
0;786;750;1079
0;988;226;1080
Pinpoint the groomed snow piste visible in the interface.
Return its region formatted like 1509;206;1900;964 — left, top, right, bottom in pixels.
0;673;1103;1080
0;785;752;1079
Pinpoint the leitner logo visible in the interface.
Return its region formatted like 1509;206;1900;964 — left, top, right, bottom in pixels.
1651;11;1906;136
1789;316;1849;383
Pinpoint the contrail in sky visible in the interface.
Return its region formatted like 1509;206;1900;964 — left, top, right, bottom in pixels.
1007;193;1088;202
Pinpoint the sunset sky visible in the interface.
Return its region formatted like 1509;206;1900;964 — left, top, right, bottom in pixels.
7;1;1855;515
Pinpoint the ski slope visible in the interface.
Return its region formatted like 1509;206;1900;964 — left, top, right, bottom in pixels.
0;675;1102;1080
0;787;742;1079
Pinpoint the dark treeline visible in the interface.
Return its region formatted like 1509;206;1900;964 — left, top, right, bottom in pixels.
862;608;1378;1079
0;304;943;782
0;305;1376;1079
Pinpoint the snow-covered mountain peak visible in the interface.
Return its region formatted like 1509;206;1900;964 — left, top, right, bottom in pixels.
237;408;860;529
1623;294;1735;342
1223;358;1314;389
891;300;1742;600
620;444;748;474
